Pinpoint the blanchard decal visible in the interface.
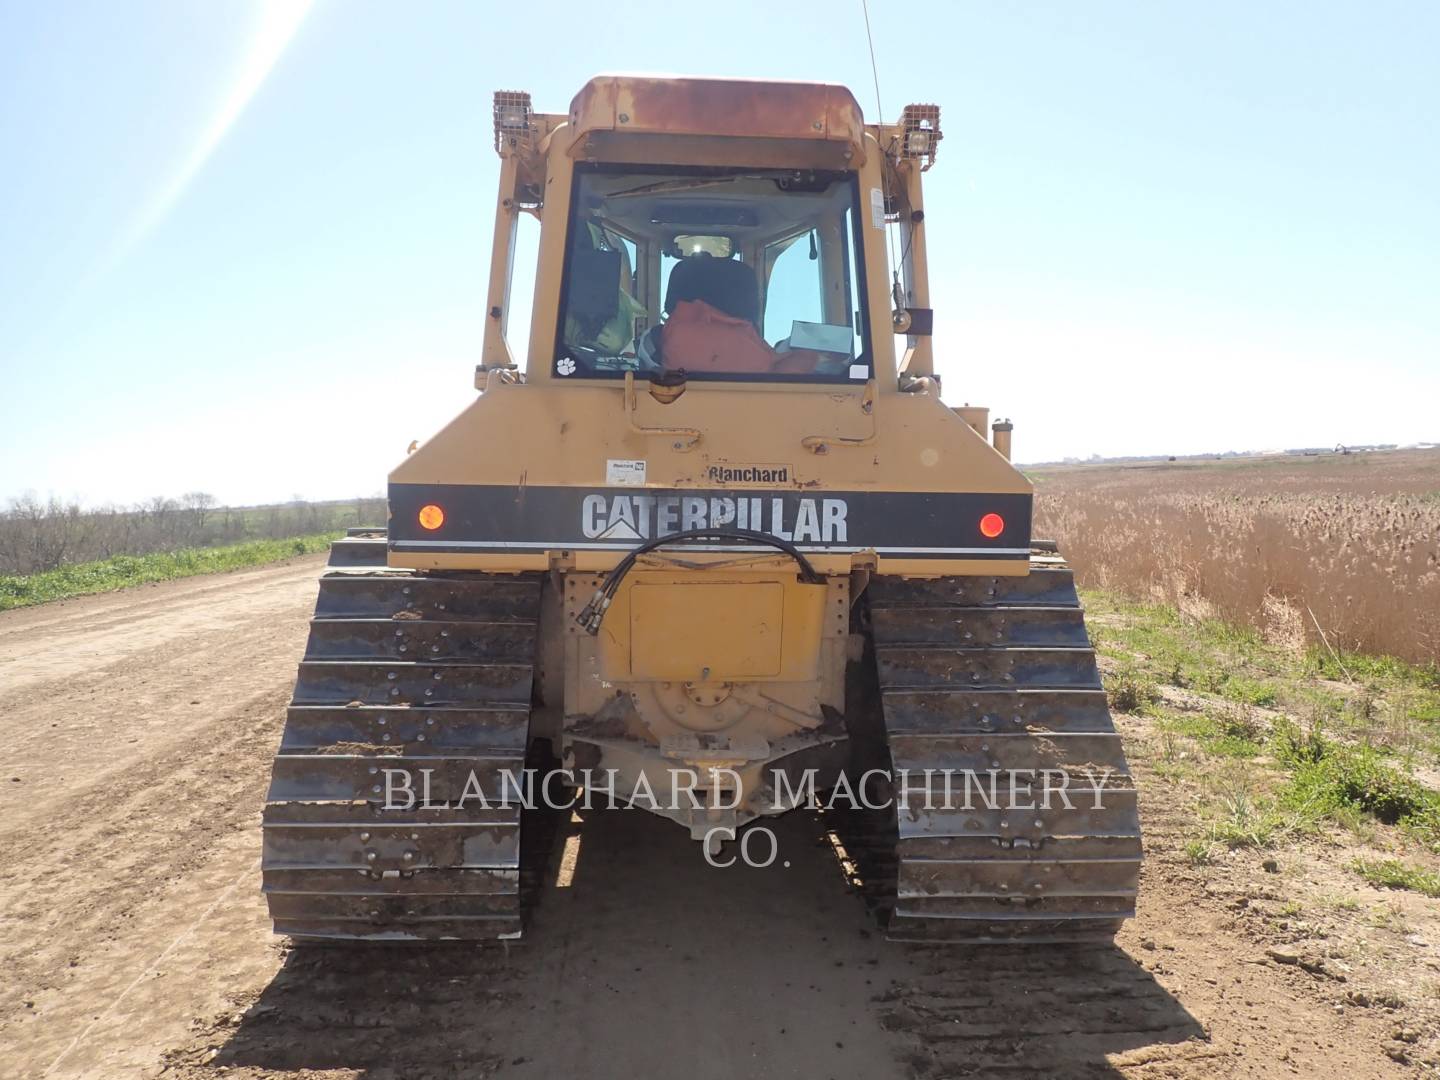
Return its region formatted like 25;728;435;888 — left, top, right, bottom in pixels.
390;483;1033;559
704;463;791;485
583;493;846;542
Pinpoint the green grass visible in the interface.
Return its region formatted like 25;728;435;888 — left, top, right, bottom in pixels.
1087;586;1440;865
1106;666;1159;712
1183;838;1216;865
1087;587;1440;764
1089;588;1439;692
0;533;340;610
1271;722;1440;841
1307;648;1440;691
1352;858;1440;898
1220;675;1278;708
1204;786;1302;849
1154;707;1264;759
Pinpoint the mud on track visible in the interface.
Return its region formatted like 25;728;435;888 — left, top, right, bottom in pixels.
0;556;1416;1078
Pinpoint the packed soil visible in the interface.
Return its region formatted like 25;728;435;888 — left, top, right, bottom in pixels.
0;556;1428;1078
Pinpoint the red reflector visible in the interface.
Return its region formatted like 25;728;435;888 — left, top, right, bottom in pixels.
418;504;445;531
979;512;1005;539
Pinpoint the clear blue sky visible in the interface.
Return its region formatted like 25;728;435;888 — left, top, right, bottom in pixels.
2;0;1437;506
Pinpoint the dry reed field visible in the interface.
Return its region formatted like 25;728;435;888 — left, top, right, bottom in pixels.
1030;448;1440;665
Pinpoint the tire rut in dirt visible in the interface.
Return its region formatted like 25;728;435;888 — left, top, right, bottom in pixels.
162;945;519;1078
0;688;285;1029
877;943;1210;1078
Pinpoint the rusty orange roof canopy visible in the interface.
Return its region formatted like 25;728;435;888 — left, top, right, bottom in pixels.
567;75;867;153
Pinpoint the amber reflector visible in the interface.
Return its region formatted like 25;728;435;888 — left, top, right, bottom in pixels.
418;504;445;531
979;512;1005;539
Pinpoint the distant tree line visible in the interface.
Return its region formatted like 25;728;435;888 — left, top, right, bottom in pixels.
0;493;386;575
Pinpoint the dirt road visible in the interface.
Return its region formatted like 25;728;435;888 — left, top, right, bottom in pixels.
0;558;1419;1078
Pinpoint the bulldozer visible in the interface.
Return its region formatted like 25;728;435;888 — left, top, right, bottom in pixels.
262;75;1140;944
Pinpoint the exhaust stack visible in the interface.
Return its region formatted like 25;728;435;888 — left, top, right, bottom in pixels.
992;418;1013;461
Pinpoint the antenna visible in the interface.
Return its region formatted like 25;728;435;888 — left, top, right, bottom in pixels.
860;0;903;299
861;0;886;127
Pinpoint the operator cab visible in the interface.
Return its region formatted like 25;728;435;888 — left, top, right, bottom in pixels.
555;167;873;383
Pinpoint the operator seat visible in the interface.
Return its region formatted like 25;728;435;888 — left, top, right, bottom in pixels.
664;254;760;327
639;254;765;370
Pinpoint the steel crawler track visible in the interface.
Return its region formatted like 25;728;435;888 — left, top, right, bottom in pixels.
262;536;543;941
857;547;1142;944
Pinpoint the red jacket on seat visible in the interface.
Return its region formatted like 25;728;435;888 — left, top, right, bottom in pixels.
662;300;819;375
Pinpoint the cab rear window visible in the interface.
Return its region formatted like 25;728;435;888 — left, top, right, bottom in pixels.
554;166;872;384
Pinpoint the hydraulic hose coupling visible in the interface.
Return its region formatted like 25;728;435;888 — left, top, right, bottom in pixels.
576;589;611;635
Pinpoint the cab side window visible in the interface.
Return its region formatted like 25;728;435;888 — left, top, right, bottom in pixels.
763;233;824;343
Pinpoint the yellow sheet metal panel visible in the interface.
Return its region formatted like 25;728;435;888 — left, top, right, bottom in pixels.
596;571;827;683
629;581;784;680
390;380;1030;495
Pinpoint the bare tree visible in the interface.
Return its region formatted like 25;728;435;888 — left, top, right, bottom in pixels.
0;492;383;576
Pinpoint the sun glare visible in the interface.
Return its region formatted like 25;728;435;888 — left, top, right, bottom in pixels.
110;0;316;263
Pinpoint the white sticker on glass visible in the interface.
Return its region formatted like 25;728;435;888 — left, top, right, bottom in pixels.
870;187;886;230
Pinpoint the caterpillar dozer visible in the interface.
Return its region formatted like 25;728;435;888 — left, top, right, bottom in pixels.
262;75;1140;944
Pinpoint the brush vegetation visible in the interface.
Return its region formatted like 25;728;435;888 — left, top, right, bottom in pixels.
1089;587;1440;875
0;533;339;610
1034;449;1440;665
1;492;383;575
